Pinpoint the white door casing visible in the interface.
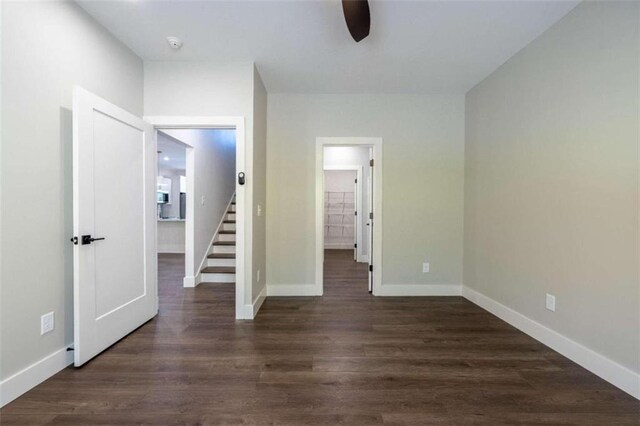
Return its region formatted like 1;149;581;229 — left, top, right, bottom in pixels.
72;87;157;366
316;138;383;296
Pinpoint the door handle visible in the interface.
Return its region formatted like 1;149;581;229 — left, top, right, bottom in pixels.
238;172;245;185
81;235;105;245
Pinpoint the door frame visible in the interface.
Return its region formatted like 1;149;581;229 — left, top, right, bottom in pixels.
145;116;248;320
315;137;383;296
323;166;365;262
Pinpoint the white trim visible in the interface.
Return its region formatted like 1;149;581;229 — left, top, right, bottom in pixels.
145;116;248;320
377;284;462;296
462;286;640;400
323;165;364;261
316;137;383;296
324;243;357;250
183;275;197;288
252;285;267;317
267;284;321;297
0;347;73;407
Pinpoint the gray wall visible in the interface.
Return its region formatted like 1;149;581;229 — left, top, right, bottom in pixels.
464;1;639;373
252;66;268;301
1;0;143;379
266;94;465;290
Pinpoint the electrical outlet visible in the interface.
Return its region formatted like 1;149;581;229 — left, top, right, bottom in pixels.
257;204;262;217
423;262;430;273
257;269;261;283
200;196;206;206
545;293;556;312
41;312;54;335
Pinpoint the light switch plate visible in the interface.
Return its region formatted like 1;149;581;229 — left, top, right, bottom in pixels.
423;262;430;273
41;312;54;335
545;294;556;312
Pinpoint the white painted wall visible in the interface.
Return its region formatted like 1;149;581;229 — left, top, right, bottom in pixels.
162;129;236;275
325;170;357;193
464;1;639;376
267;95;465;293
324;146;370;257
1;0;143;395
158;221;185;254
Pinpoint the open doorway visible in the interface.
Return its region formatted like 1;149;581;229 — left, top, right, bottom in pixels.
147;116;249;320
315;138;383;296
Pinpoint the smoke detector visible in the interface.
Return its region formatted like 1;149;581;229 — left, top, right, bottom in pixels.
167;37;183;50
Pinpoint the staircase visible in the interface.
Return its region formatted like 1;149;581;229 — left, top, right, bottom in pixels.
200;197;236;284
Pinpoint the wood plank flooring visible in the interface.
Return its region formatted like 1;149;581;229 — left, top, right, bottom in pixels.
1;250;638;424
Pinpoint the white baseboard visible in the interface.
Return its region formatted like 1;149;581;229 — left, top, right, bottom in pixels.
324;244;354;250
267;284;321;296
462;286;640;400
377;284;462;296
183;275;198;288
236;286;267;319
0;346;73;407
236;304;253;319
252;285;267;317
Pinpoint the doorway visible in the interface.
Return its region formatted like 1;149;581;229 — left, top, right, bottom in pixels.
315;137;383;296
146;116;249;320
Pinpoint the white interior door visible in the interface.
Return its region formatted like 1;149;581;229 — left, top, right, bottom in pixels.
72;87;157;366
353;176;358;261
368;149;374;293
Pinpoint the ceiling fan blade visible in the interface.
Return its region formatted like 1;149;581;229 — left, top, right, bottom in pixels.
342;0;370;42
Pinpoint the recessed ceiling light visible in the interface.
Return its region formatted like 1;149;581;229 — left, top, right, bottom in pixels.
164;156;170;161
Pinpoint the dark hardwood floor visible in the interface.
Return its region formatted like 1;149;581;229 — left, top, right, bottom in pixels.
1;250;638;424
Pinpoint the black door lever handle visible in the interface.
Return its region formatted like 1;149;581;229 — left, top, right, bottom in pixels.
81;235;105;245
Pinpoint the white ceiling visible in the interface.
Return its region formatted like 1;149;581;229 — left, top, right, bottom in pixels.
78;0;579;93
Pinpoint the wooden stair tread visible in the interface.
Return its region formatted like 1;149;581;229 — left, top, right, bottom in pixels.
207;253;236;259
201;266;235;274
219;230;235;234
212;241;235;246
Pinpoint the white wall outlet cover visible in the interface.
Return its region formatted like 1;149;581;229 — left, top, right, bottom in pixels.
545;293;556;312
41;312;54;335
257;269;261;283
423;262;430;273
257;204;262;217
201;196;205;206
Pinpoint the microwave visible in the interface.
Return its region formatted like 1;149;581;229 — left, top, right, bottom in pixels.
157;192;169;204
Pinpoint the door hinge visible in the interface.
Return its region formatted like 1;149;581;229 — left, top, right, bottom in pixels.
354;243;357;248
369;212;373;220
354;211;357;216
369;159;374;167
355;179;357;183
369;265;373;272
